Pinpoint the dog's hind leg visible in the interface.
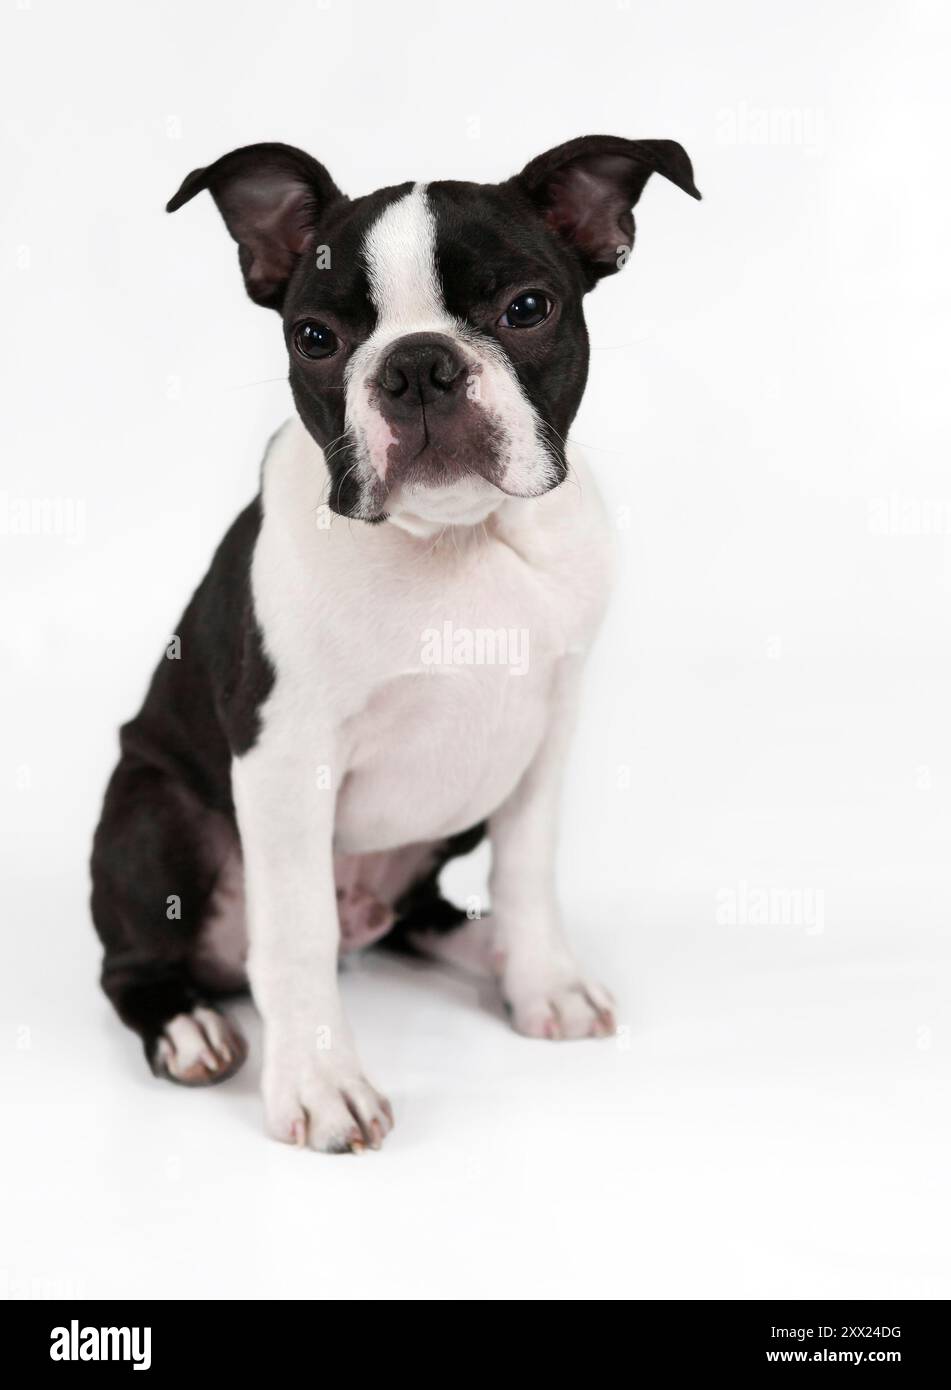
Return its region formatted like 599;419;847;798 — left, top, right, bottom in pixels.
383;822;497;976
90;758;247;1085
399;915;497;977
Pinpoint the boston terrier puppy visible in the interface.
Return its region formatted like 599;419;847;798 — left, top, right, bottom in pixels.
91;137;699;1152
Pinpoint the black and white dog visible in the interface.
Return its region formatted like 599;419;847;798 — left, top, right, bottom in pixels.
91;136;699;1152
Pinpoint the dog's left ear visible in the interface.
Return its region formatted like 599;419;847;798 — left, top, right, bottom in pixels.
166;142;345;309
512;135;700;286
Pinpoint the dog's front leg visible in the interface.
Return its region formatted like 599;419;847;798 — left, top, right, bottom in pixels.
490;656;616;1041
232;744;392;1153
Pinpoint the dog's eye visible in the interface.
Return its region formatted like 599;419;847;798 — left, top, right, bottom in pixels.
499;291;552;329
294;320;339;359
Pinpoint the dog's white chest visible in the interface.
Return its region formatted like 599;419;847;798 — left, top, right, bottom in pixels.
334;656;555;852
249;420;612;855
332;510;574;851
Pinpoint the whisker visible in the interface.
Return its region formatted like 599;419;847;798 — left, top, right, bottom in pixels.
421;524;449;561
230;376;290;391
538;419;630;459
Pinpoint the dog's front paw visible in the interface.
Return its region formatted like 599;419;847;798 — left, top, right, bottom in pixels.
503;970;616;1041
263;1045;393;1154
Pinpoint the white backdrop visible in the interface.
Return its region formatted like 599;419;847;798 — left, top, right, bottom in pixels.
2;0;949;1299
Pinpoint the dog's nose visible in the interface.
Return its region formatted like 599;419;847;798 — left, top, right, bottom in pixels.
378;333;466;410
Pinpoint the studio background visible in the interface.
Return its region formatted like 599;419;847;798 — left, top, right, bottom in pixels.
2;0;948;1299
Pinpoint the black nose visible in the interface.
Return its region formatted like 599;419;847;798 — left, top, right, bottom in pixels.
378;333;465;410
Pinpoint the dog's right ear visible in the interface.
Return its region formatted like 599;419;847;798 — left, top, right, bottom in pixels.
166;143;345;310
511;135;700;287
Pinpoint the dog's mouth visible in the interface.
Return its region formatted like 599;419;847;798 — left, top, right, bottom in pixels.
378;409;507;490
327;415;565;523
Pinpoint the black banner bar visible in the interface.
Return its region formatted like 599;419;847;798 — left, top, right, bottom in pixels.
0;1299;944;1374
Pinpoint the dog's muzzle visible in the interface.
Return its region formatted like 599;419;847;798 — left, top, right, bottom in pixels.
367;331;503;490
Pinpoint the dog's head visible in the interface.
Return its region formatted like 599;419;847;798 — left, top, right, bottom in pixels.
168;137;699;527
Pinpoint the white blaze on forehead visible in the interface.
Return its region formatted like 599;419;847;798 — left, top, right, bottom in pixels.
362;183;449;329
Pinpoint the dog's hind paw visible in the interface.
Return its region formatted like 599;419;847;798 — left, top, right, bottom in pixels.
151;1007;247;1086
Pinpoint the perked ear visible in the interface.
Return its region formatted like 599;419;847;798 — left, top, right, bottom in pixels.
166;143;345;309
513;135;700;285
